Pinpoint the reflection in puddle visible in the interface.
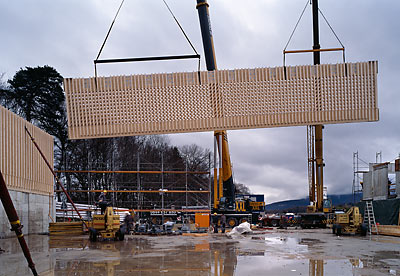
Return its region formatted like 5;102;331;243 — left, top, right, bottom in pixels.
309;259;324;276
1;234;400;276
264;236;308;255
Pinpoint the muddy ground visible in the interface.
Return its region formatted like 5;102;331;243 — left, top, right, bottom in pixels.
0;228;399;275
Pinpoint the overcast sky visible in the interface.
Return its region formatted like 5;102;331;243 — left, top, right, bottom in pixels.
1;0;399;204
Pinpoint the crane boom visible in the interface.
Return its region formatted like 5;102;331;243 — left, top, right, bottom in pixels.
196;0;235;210
312;0;324;213
306;0;325;213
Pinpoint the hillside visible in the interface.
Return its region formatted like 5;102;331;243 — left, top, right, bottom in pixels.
265;193;363;213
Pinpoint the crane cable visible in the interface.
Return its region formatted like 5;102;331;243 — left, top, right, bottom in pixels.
283;0;345;62
94;0;125;80
162;0;201;76
318;7;345;48
94;0;201;81
283;0;309;52
95;0;125;61
162;0;199;56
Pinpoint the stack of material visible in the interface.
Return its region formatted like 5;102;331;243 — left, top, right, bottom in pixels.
375;225;400;237
49;222;84;236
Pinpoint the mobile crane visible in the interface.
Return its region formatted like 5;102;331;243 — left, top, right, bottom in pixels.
198;0;332;229
196;0;265;227
300;0;332;228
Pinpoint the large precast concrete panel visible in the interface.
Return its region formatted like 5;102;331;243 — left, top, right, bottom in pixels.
64;61;379;139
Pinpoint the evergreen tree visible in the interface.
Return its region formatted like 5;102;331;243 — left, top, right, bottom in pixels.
0;66;68;171
1;66;63;122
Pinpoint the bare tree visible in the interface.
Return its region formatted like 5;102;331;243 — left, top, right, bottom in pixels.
179;144;211;172
234;182;251;195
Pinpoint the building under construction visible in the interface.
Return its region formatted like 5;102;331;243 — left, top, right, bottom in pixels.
353;153;400;231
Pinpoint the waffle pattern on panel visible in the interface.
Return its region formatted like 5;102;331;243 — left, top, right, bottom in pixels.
64;61;378;139
0;105;54;195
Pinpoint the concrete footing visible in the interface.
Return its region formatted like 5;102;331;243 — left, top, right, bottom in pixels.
0;190;55;238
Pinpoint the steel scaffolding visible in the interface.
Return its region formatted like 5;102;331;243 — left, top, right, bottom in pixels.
58;153;211;214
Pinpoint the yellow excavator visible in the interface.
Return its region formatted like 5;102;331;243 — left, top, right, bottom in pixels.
89;206;124;241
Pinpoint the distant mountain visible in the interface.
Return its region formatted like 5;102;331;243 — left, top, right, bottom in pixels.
265;193;362;213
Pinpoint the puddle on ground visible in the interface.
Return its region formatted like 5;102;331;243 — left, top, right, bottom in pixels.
0;233;399;276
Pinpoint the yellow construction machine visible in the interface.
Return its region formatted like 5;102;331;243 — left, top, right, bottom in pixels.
332;206;367;236
89;206;124;241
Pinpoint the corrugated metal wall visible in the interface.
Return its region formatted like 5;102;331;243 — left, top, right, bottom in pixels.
64;61;379;139
0;105;54;195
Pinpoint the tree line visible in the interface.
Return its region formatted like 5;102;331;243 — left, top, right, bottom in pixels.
0;66;250;209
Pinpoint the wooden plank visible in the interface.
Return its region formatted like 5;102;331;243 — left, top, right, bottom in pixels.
49;222;84;236
375;225;400;237
64;61;379;139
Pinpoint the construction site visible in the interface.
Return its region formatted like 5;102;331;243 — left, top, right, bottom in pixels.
1;0;400;275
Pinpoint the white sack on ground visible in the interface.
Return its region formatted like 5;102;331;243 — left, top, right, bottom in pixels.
227;222;252;236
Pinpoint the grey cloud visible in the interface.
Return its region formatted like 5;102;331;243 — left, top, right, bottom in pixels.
1;0;399;203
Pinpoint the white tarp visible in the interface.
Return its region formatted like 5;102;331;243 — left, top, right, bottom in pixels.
227;222;252;236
